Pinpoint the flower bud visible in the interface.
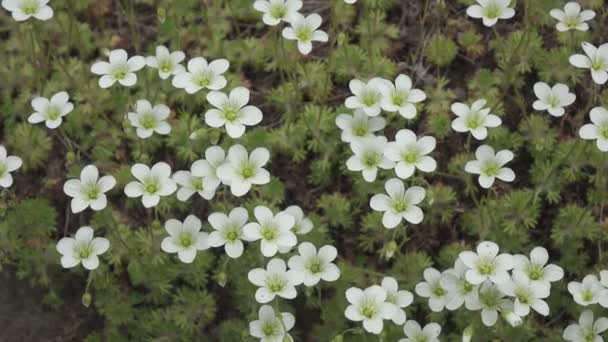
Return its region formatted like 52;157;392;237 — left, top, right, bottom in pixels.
217;272;227;287
501;309;523;327
462;325;473;342
82;292;92;308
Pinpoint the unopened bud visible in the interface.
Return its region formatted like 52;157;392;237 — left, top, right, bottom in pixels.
82;292;92;308
462;325;473;342
157;8;167;23
502;309;523;327
332;335;343;342
217;272;227;287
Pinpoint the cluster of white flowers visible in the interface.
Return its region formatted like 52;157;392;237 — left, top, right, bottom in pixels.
415;242;563;327
344;277;416;335
253;0;328;55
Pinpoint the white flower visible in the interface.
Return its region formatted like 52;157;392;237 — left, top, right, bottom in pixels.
345;78;390;116
346;136;393;182
207;207;249;258
569;42;608;85
344;0;357;3
398;320;441;342
248;258;303;303
202;145;229;185
56;226;109;270
579;106;608;152
123;162;177;208
380;74;426;119
1;0;53;21
63;165;116;213
451;99;501;140
370;178;425;228
465;145;515;189
283;205;313;234
172;160;220;201
498;272;550;317
28;91;73;129
441;258;480;311
281;13;328;55
205;87;263;138
161;215;209;263
563;310;608;342
458;241;514;285
145;45;185;79
243;206;297;257
0;145;22;188
380;276;414;325
216;144;271;196
470;282;509;326
253;0;302;26
512;246;564;287
249;304;295;342
127;99;171;139
415;268;451;312
91;49;146;88
466;0;515;27
288;242;340;286
335;109;386;143
344;285;395;334
568;274;606;306
550;2;596;32
385;129;436;179
172;57;229;94
532;82;576;117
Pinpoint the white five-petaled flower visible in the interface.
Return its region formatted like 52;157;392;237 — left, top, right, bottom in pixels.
498;272;550;317
346;136;393;182
563;310;608;342
380;276;414;325
56;226;109;270
283;205;313;234
550;2;596;32
253;0;302;26
471;282;509;326
385;129;437;179
248;258;303;303
145;45;185;80
380;74;427;119
345;78;390;116
398;320;441;342
243;206;297;257
441;258;480;311
288;242;340;286
335;109;386;143
63;165;116;213
160;215;209;263
370;178;426;228
465;145;515;189
1;0;53;21
532;82;576;117
28;91;74;129
568;274;606;306
282;13;328;55
124;162;177;208
459;241;514;285
0;145;22;188
579;106;608;152
512;246;564;287
415;268;451;312
217;144;271;196
127;99;171;139
91;49;146;88
249;304;296;342
569;42;608;85
466;0;515;27
451;99;501;140
207;207;250;259
172;57;229;94
172;159;220;201
205;87;263;138
344;285;395;334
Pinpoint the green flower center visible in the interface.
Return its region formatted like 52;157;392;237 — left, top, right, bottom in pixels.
305;257;322;274
599;123;608;139
402;150;419;164
414;337;429;342
295;26;313;42
582;290;594;302
262;321;278;336
179;232;194;248
564;16;580;28
191;177;204;191
484;4;501;19
362;152;379;168
83;183;100;200
466;113;482;129
223;105;240;122
140;113;158;129
361;91;380;107
482;161;501;177
46;106;61;120
393;199;409;213
239;163;256;179
360;303;377;319
144;178;159;194
546;95;560;107
386;293;397;304
267;275;286;293
159;59;173;73
20;1;39;15
584;329;597;342
591;57;607;72
479;289;500;307
476;258;495;276
515;288;531;304
112;64;128;80
432;283;446;297
353;123;368;137
269;4;287;19
391;91;408;106
261;224;278;241
0;163;7;177
463;281;474;293
527;264;544;281
75;244;93;259
195;71;213;87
